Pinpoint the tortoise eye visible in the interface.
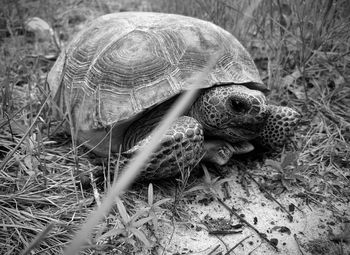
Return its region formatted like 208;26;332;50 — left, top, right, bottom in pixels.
229;98;250;114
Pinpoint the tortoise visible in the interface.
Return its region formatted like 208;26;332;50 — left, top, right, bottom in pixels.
48;12;300;179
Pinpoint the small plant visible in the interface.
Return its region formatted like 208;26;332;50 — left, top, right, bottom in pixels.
171;159;192;218
186;164;231;200
96;187;170;249
144;183;171;231
265;151;308;191
97;197;153;248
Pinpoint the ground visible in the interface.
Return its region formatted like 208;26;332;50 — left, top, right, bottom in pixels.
0;0;349;254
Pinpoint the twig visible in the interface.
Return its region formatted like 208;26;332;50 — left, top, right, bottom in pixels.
162;217;177;255
248;243;262;255
224;235;252;255
217;198;278;252
209;230;242;235
294;234;305;255
246;172;294;222
207;244;220;255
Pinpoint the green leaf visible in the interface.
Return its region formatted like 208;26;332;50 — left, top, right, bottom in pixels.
153;198;171;207
148;183;154;205
202;164;211;183
130;227;152;247
97;228;126;241
185;185;207;194
281;152;299;169
116;197;130;223
151;212;159;231
265;159;282;171
133;216;153;228
130;209;148;224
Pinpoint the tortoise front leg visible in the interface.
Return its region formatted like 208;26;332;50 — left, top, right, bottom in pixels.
115;116;260;179
116;116;205;179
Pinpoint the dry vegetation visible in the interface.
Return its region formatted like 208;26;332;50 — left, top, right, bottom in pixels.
0;0;349;254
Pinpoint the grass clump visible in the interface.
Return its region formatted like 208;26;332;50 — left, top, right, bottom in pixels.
0;0;349;254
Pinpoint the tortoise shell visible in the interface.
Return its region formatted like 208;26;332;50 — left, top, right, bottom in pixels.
48;12;266;154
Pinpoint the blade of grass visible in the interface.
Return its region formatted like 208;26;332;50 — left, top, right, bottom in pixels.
21;223;54;255
0;95;50;171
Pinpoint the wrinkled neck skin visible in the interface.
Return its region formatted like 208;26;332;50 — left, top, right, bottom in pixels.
188;85;269;144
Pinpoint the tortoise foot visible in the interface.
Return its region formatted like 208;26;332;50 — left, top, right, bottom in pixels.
203;140;254;166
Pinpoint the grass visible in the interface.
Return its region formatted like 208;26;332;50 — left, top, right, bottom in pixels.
0;0;349;254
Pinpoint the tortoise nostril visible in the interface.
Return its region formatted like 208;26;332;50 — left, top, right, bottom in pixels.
229;98;250;114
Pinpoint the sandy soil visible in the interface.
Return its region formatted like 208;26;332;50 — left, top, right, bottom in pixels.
149;167;350;255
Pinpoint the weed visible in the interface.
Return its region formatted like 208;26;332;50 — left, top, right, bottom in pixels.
172;164;191;219
186;164;231;200
94;186;170;252
96;197;153;248
144;183;171;231
265;151;309;191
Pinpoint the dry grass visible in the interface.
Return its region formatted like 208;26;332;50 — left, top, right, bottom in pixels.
0;0;349;254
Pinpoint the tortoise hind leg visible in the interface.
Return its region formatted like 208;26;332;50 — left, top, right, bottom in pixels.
117;116;205;179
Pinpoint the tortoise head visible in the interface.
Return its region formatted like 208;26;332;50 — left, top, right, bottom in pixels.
190;84;301;149
190;84;269;143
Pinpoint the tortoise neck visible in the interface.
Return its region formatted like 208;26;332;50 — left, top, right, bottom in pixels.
187;95;215;135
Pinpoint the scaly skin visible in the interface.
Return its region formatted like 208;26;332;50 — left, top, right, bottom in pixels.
117;116;204;179
260;105;300;148
188;85;268;143
116;84;300;179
